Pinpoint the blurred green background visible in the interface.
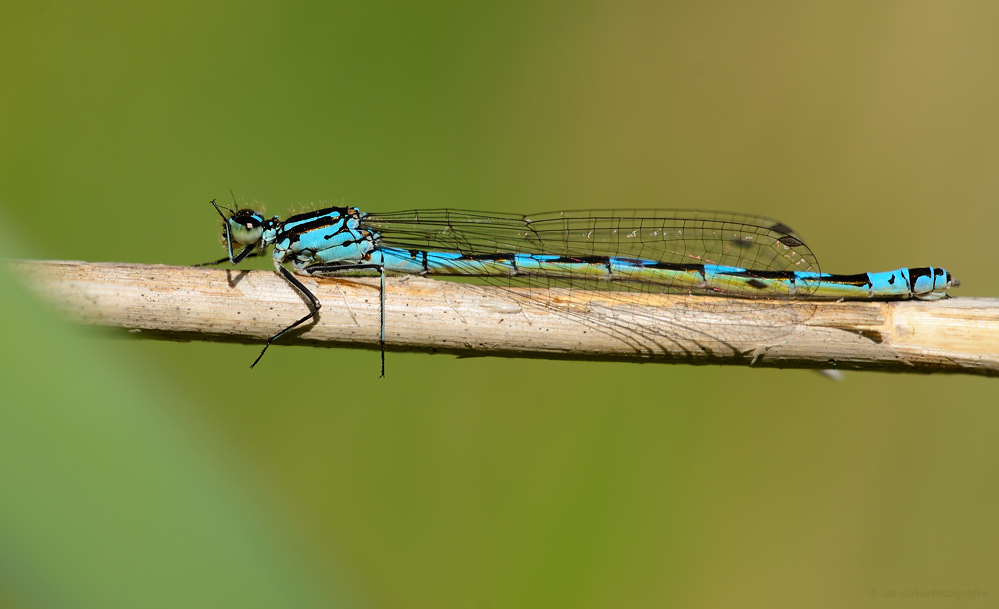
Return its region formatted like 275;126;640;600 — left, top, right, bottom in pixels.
1;1;997;607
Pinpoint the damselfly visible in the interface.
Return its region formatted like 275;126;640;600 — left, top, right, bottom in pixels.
198;200;959;374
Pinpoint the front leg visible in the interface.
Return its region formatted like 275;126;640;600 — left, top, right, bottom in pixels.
194;248;261;267
251;265;325;368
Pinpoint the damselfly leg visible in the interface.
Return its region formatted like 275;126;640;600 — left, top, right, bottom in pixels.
302;263;386;377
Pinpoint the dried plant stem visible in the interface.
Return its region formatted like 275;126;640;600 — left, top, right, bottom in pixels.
10;260;999;376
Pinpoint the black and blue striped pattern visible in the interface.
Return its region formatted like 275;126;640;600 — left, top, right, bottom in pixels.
207;202;959;369
234;205;956;300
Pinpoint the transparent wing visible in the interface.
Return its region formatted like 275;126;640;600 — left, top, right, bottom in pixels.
355;209;822;354
362;208;818;284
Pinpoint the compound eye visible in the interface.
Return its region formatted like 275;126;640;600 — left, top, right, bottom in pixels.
229;212;265;245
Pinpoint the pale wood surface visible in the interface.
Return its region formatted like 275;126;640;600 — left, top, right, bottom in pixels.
10;260;999;376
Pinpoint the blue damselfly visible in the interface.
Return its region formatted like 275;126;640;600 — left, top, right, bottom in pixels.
199;200;959;374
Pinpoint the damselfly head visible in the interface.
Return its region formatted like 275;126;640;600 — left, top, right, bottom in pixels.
226;208;266;245
211;198;268;246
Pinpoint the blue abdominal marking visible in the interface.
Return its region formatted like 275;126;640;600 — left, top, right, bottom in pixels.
199;202;959;374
